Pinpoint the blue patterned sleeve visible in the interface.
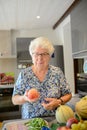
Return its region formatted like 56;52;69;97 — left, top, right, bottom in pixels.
13;71;26;96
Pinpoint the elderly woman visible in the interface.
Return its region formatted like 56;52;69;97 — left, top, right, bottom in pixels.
12;37;72;119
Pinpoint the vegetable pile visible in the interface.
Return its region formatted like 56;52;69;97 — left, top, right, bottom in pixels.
53;101;87;130
25;118;48;130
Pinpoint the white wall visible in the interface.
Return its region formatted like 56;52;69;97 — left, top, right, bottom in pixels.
54;15;75;94
11;28;58;55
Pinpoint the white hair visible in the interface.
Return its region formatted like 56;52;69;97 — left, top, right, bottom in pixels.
29;37;55;56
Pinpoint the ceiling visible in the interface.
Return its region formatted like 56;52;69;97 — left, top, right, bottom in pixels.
0;0;75;30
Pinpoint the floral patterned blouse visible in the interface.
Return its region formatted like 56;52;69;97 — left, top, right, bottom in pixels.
13;65;71;119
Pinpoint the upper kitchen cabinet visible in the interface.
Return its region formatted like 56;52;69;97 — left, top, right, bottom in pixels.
0;30;16;58
71;0;87;58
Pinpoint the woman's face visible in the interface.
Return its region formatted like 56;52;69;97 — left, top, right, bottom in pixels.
32;47;50;69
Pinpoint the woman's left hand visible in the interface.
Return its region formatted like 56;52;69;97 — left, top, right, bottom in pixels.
41;98;61;110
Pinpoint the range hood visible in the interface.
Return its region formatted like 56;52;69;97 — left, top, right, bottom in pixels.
16;37;35;68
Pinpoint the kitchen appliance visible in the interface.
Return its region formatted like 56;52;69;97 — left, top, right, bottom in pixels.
16;37;35;69
16;37;64;72
0;87;21;121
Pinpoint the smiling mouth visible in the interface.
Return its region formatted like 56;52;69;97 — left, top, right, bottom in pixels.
37;61;43;64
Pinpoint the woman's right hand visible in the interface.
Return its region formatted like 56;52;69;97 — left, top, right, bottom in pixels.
12;89;39;105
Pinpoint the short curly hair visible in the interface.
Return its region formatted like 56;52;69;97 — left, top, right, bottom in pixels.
29;37;55;56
